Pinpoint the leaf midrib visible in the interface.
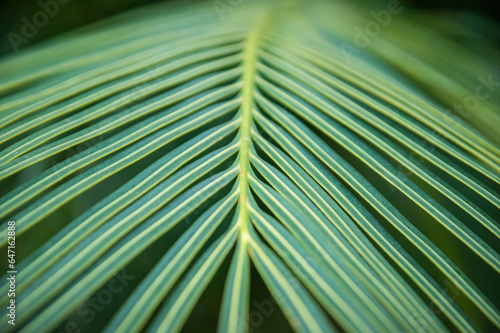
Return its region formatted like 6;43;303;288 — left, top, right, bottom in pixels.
237;11;270;240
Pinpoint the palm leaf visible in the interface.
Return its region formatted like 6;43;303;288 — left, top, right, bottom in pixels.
0;0;499;332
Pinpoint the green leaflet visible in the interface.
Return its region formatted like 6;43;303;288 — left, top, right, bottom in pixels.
217;237;251;333
1;122;239;295
107;186;240;333
0;0;498;332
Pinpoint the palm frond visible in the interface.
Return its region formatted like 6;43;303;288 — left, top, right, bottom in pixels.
0;0;499;332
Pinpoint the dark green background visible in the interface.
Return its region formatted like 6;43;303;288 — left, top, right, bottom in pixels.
1;0;500;57
0;1;498;332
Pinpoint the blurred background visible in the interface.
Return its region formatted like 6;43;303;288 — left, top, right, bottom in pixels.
0;1;498;332
1;0;500;57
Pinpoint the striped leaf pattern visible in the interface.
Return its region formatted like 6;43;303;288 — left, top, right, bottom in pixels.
0;0;498;332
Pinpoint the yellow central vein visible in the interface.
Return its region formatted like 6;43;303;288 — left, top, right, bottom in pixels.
238;12;270;241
